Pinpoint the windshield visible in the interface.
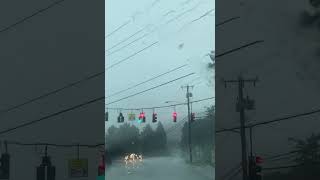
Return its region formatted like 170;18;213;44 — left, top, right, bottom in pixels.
105;0;215;179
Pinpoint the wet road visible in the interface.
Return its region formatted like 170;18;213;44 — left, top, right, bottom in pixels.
106;156;214;180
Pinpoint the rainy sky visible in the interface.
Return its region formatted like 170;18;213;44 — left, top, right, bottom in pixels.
105;0;215;130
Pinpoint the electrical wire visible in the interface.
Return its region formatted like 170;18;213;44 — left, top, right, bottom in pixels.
0;71;104;115
166;3;201;25
215;40;264;60
106;64;188;98
106;33;150;56
0;96;104;136
106;73;195;105
106;97;215;110
0;0;68;34
106;26;146;51
216;17;240;27
216;107;320;134
105;20;131;38
106;41;159;70
7;141;104;148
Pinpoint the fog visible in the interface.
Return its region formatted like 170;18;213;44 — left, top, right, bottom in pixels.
106;156;214;180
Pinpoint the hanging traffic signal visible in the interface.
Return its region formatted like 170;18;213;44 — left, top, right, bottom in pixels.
191;113;195;122
139;112;146;123
173;112;177;122
0;153;10;179
249;156;263;180
98;154;105;176
152;113;157;123
254;156;262;180
0;142;9;179
37;147;55;180
118;113;124;123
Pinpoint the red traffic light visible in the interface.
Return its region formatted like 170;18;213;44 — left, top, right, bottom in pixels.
172;112;177;117
139;112;145;119
255;156;263;164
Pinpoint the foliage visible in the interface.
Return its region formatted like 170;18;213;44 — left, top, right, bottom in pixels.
180;105;214;164
264;133;320;180
106;122;168;159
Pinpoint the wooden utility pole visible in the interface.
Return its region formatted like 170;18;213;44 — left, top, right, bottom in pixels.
223;75;258;180
182;85;194;163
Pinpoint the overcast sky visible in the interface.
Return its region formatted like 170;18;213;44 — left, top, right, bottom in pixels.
105;0;215;130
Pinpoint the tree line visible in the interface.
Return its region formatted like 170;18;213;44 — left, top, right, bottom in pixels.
264;133;320;180
180;105;215;165
106;121;168;159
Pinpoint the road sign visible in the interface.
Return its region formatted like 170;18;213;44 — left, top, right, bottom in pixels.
128;113;136;121
68;159;88;177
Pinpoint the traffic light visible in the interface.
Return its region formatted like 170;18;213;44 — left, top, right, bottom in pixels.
191;113;195;122
172;112;177;122
118;113;124;123
37;147;55;180
254;156;262;180
0;153;10;179
105;112;108;121
249;156;262;180
139;112;146;123
98;155;105;176
152;113;157;123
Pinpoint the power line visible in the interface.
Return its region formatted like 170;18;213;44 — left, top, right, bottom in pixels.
106;73;195;105
106;27;146;52
166;3;201;25
105;20;131;38
178;8;215;32
106;64;188;98
262;164;305;171
250;108;320;128
215;40;264;60
0;0;68;34
106;33;150;56
0;96;104;136
0;71;104;115
264;150;299;160
216;17;240;27
106;97;215;110
216;107;320;134
190;9;215;23
7;141;104;148
106;41;159;70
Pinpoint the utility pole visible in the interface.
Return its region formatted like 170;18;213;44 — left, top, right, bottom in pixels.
223;75;258;180
182;85;194;163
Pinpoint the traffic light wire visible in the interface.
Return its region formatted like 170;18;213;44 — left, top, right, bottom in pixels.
106;97;214;110
106;73;195;105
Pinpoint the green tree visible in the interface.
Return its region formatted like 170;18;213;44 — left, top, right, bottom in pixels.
154;122;168;154
264;133;320;180
141;124;155;154
180;106;214;164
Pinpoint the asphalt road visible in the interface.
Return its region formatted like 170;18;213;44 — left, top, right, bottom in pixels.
106;156;214;180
